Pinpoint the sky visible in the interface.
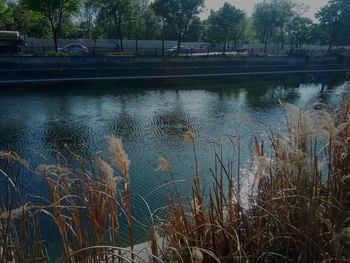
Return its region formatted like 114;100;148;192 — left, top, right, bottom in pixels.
200;0;329;20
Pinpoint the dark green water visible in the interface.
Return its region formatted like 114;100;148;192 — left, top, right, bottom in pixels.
0;75;347;257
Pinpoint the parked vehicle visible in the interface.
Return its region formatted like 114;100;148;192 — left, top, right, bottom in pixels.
331;47;350;56
58;44;89;53
166;45;191;54
0;31;26;54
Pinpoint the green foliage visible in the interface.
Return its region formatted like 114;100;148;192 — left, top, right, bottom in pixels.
0;0;4;16
252;0;309;52
316;0;350;51
253;1;278;52
3;2;50;37
0;0;13;29
22;0;81;16
273;0;295;48
142;8;160;40
183;17;203;42
97;0;134;50
75;0;100;39
206;3;245;49
21;0;82;51
151;0;204;50
308;23;327;45
287;16;313;48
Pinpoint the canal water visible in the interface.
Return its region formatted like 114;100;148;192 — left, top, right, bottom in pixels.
0;74;347;257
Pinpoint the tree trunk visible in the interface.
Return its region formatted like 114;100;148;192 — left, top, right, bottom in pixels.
177;38;182;54
135;25;139;53
223;32;227;54
162;24;165;57
328;41;333;54
53;32;59;52
264;33;268;55
49;18;59;52
127;19;132;39
328;30;335;54
280;26;284;51
116;15;124;51
177;29;184;53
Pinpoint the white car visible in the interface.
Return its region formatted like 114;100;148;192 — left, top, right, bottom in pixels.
166;45;191;54
58;44;89;53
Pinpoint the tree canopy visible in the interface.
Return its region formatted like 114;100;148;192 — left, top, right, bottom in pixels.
287;16;313;48
253;1;278;53
206;3;246;50
97;0;134;51
22;0;82;51
151;0;204;51
316;0;350;52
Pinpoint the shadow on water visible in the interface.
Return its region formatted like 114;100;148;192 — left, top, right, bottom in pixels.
0;72;346;96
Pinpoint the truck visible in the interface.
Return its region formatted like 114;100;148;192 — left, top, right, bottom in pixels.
0;31;26;54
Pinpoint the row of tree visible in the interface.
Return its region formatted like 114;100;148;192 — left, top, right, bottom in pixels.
0;0;349;53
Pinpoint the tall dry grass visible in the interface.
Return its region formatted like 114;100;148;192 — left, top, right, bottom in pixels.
0;135;138;262
0;93;349;262
162;97;350;262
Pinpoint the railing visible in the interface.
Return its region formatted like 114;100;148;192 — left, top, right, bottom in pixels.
12;45;342;57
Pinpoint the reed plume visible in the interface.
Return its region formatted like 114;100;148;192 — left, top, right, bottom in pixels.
107;135;130;179
156;157;171;173
107;134;134;259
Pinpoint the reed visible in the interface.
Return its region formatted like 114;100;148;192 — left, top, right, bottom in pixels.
163;97;350;262
0;95;349;262
0;135;136;262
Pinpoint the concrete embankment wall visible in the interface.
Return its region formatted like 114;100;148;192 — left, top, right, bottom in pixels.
0;55;311;69
0;56;349;86
1;55;348;69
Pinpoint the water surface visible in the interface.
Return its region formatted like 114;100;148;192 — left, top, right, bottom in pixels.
0;75;347;254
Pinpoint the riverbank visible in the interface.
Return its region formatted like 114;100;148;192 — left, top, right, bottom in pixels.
0;55;349;87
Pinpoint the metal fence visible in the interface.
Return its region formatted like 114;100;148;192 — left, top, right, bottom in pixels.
19;45;336;58
21;38;350;56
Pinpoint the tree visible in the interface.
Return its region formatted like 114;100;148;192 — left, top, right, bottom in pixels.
98;0;133;51
287;16;312;48
142;8;159;40
22;0;81;51
0;0;13;29
76;0;100;39
316;0;350;52
308;23;325;45
151;0;204;52
133;0;149;51
252;0;308;53
0;0;5;24
206;3;246;50
273;0;295;50
3;2;50;37
94;5;115;38
183;16;203;42
241;17;255;43
253;2;279;54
